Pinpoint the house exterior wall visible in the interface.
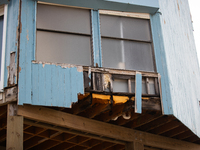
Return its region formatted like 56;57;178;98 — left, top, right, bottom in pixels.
2;0;200;138
157;0;200;137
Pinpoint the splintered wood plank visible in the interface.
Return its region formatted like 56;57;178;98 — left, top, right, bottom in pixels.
72;95;92;114
95;100;132;122
82;98;111;118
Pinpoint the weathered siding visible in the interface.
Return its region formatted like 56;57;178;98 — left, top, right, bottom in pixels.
150;13;173;114
4;0;19;87
158;0;200;137
18;0;84;107
22;63;83;107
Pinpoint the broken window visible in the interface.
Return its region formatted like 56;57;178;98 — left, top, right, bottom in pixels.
100;14;155;72
36;4;92;66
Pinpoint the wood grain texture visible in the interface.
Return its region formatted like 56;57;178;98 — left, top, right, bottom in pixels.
17;105;200;150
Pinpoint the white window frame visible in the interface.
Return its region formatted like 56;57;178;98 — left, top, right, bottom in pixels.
0;5;8;91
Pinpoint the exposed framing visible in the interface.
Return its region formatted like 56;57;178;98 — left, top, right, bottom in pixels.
0;5;7;91
17;105;200;150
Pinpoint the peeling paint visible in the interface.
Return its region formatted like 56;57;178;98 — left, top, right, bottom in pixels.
7;52;16;87
104;74;111;89
177;0;180;16
26;30;29;41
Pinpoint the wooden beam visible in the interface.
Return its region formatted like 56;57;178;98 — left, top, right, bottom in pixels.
7;104;23;150
17;105;200;150
125;142;144;150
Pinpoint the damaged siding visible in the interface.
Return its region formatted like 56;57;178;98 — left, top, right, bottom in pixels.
18;0;84;107
18;62;84;107
4;0;19;87
31;63;84;107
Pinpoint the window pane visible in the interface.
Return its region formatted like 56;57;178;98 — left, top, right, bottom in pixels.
102;38;155;72
124;41;155;72
37;4;91;35
36;31;91;66
0;16;4;80
100;15;151;41
102;38;125;69
113;79;128;93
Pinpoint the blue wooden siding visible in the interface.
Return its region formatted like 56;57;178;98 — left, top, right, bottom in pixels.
35;0;159;14
18;0;84;107
91;10;102;67
4;0;19;87
28;63;84;107
150;13;173;115
135;72;142;114
154;0;200;137
18;0;36;104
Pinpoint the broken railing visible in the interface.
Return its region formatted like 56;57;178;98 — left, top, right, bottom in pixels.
83;67;162;113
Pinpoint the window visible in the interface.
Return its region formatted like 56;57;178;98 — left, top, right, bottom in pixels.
100;13;155;72
36;4;156;73
0;5;7;90
36;4;92;66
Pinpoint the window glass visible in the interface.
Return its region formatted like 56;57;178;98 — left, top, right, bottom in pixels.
37;4;91;34
101;14;155;72
100;15;151;41
36;31;91;66
36;4;91;66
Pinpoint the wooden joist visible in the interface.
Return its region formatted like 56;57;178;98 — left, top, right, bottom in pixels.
17;105;200;150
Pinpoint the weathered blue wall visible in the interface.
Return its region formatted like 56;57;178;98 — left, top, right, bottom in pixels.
18;0;84;107
157;0;200;137
150;13;173;115
4;0;19;87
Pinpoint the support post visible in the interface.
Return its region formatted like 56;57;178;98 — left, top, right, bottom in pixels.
125;142;144;150
6;103;23;150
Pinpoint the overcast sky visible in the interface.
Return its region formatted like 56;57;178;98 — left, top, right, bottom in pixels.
188;0;200;65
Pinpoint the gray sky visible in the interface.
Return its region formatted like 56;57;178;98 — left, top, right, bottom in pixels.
188;0;200;65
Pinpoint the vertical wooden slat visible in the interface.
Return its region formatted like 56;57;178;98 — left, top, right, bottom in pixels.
135;72;142;114
158;74;164;114
154;78;159;95
91;10;102;67
7;104;23;150
128;79;132;93
146;77;150;94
